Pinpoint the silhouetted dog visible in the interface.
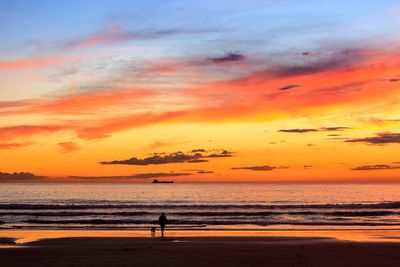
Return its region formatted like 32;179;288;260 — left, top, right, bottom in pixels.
151;227;156;237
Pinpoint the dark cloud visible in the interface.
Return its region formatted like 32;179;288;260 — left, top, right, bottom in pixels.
269;140;285;145
279;129;319;133
197;170;214;174
350;164;400;171
236;49;367;83
268;56;353;78
346;133;400;145
205;150;233;158
232;165;276;171
386;78;400;83
100;152;202;165
320;127;350;131
70;172;190;179
209;53;245;64
0;172;45;182
279;127;349;133
186;159;209;163
191;149;207;153
278;84;301;91
182;169;214;174
100;149;234;165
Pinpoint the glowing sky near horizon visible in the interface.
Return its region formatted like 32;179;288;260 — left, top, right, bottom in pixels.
1;0;400;182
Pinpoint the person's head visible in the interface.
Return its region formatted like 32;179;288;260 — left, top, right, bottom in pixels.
161;212;165;216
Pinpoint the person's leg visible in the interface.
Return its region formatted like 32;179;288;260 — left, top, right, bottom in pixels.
161;225;165;237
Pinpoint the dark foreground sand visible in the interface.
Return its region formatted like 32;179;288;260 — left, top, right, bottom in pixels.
1;235;400;267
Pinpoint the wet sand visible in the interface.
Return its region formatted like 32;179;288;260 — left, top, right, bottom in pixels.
1;230;400;266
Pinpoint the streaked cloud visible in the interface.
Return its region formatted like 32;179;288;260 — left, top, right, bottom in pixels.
278;84;301;91
0;88;154;115
232;165;276;171
182;169;214;174
385;78;400;83
279;129;319;133
0;125;66;141
196;170;214;174
346;133;400;145
0;56;72;70
209;52;245;64
35;22;219;51
0;142;33;149
320;127;349;131
70;172;190;180
350;164;400;171
279;127;350;133
259;50;366;79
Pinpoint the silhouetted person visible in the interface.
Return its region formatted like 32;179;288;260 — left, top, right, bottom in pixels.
158;212;168;238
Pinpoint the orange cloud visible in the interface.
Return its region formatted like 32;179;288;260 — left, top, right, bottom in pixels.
58;142;80;153
0;142;33;149
179;47;400;119
76;111;184;139
0;125;67;141
1;45;400;143
30;88;154;115
0;112;183;142
0;88;154;115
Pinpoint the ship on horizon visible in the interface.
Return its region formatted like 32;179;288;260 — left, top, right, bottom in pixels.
152;179;174;184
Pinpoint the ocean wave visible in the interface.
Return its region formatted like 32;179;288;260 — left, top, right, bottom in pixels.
2;202;400;210
22;218;400;227
0;210;394;217
0;211;151;217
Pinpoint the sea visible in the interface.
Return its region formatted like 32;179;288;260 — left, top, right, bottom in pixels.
1;183;400;230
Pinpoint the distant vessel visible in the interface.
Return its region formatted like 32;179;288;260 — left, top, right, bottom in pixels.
152;179;174;184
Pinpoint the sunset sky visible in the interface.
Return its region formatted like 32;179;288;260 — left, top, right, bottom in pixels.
1;0;400;182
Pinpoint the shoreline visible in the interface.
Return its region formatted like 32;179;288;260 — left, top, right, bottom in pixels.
2;230;400;266
3;228;400;245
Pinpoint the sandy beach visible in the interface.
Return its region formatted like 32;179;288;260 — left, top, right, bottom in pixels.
1;230;400;266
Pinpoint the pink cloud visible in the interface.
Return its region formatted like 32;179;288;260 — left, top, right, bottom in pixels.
0;56;72;70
